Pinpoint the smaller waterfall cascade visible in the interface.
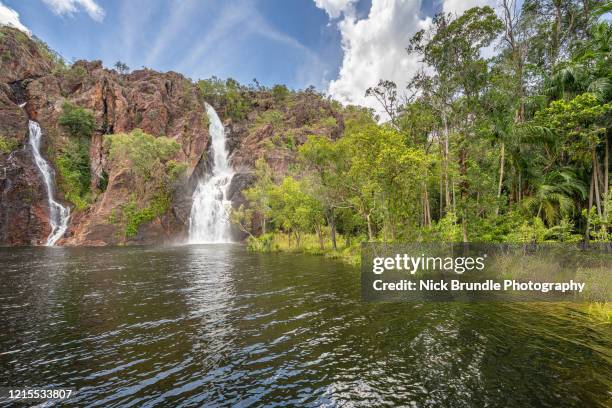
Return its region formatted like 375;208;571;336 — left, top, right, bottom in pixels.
28;121;70;246
188;104;235;243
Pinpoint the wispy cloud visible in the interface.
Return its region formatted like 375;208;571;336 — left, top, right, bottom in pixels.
144;0;203;67
0;1;29;33
42;0;105;22
172;1;251;74
174;0;326;88
119;0;158;63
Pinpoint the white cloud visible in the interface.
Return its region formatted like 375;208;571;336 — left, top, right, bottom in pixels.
145;0;200;66
443;0;496;15
326;0;431;116
42;0;105;22
0;1;30;33
314;0;357;18
325;0;504;117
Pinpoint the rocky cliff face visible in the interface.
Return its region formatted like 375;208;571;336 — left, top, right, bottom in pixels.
0;26;344;246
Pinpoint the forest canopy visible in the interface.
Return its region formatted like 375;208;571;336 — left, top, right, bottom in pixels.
235;0;612;254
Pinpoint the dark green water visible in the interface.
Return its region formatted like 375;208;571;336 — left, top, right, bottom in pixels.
0;245;610;407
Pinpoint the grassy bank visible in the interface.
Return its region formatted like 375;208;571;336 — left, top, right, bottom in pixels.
246;232;362;266
246;233;611;323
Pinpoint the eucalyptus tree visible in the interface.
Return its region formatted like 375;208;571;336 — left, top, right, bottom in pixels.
408;6;503;241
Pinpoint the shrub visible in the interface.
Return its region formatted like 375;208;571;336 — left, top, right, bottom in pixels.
64;65;87;84
59;102;94;138
272;84;289;104
104;129;180;181
255;110;284;130
0;135;18;154
319;116;337;128
104;130;186;239
198;76;250;121
117;193;172;238
56;102;95;209
56;139;91;210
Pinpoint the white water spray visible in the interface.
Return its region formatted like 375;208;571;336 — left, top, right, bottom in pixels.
28;121;70;246
188;104;234;243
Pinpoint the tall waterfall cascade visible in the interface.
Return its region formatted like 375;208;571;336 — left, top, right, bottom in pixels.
188;104;235;243
28;120;71;246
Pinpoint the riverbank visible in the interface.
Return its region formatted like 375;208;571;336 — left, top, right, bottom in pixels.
246;233;611;322
246;232;362;266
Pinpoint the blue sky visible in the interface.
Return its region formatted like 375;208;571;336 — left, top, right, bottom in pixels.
2;0;493;111
2;0;379;89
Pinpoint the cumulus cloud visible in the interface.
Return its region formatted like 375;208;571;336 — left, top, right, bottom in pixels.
324;0;501;116
326;0;431;116
443;0;496;15
42;0;105;22
314;0;357;18
0;1;29;33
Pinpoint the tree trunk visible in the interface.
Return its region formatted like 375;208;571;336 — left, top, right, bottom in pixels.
262;217;266;235
553;0;562;65
330;217;337;251
439;168;444;219
593;151;603;218
586;172;594;243
366;213;373;241
496;141;505;215
443;115;451;212
459;148;468;242
422;184;431;228
295;231;301;248
605;135;609;198
315;223;324;250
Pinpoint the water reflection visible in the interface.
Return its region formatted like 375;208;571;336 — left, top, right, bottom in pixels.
0;246;610;407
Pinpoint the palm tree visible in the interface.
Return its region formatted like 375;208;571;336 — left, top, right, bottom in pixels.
523;169;587;226
544;21;611;102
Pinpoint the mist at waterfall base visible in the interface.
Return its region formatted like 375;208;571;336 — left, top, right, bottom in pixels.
28;120;70;246
188;104;235;244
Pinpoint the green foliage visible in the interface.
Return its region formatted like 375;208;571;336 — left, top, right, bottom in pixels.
104;130;185;240
246;233;274;252
115;194;171;238
56;102;95;209
56;138;91;210
59;102;95;139
198;76;250;121
532;93;611;158
64;65;87;85
104;129;180;181
114;61;129;74
271;84;290;104
319;116;337;128
254;109;284;129
0;135;18;154
242;7;611;252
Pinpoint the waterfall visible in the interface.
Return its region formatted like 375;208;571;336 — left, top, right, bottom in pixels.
28;121;71;246
188;104;234;243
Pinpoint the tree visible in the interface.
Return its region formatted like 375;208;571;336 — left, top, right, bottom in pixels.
59;102;95;139
408;6;504;241
114;61;129;74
